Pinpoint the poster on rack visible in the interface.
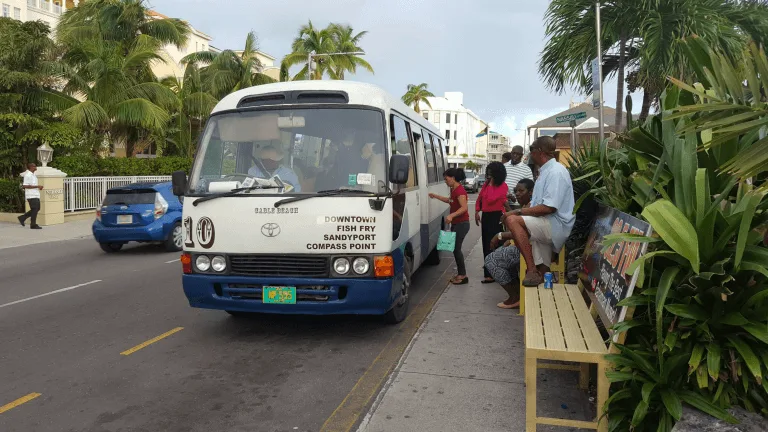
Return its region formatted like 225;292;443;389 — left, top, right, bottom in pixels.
578;205;652;328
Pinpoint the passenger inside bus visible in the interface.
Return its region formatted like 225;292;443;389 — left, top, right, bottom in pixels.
247;145;302;192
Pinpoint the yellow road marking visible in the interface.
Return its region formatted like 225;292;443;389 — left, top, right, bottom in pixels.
320;253;462;432
0;393;41;414
120;327;184;356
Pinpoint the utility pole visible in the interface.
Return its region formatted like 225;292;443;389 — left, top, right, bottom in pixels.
596;1;605;142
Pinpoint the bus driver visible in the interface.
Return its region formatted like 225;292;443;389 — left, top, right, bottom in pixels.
248;145;301;192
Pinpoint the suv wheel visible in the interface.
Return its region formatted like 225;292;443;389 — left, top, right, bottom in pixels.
100;242;123;253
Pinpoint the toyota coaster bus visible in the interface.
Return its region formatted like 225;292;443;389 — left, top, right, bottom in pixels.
172;81;449;323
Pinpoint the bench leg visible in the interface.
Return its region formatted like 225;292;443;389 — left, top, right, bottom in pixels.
579;363;590;390
525;354;537;431
596;361;610;432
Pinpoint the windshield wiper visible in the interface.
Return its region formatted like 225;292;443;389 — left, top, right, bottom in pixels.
192;185;282;206
274;188;386;207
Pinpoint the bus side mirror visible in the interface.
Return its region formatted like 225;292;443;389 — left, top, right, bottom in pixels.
389;154;410;185
172;171;187;196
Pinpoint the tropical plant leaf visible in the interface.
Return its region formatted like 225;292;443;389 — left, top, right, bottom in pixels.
642;383;656;403
679;391;738;423
642;200;700;273
666;304;709;321
689;344;705;375
707;343;721;381
719;312;750;326
631;400;649;427
660;389;683;421
734;191;765;269
727;336;764;384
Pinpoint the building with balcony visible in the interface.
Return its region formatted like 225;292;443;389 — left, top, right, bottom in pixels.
148;10;213;81
3;0;75;30
486;131;511;163
417;92;488;170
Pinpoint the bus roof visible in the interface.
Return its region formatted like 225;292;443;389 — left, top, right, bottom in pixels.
212;80;440;136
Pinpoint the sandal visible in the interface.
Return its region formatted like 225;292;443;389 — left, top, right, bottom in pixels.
451;276;469;285
481;278;495;284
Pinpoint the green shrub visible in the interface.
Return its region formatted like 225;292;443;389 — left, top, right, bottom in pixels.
0;178;23;212
51;156;192;177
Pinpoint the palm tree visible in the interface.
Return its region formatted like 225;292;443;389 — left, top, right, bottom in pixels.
55;37;179;156
160;63;218;158
401;83;435;113
56;0;191;155
57;0;190;59
0;18;79;176
538;0;768;129
281;21;336;80
327;24;374;79
181;31;277;100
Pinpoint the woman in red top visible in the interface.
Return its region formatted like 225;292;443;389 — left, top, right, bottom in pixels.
475;162;509;283
429;168;470;284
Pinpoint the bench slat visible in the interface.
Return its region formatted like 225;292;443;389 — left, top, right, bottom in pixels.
552;285;588;352
565;284;607;353
525;287;547;350
538;288;567;351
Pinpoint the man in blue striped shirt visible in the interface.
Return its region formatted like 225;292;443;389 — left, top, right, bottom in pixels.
503;146;533;206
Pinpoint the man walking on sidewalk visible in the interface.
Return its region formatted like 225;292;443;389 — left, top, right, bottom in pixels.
18;163;43;230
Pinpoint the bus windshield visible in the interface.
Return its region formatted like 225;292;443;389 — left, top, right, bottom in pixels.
189;108;387;195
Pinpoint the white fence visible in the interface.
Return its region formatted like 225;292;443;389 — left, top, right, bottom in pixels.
64;176;171;212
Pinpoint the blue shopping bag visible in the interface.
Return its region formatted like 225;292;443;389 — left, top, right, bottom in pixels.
437;227;456;252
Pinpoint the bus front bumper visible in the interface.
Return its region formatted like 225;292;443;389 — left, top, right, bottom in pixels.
182;274;399;316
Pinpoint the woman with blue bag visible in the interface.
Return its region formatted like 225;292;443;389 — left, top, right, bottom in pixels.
429;168;470;285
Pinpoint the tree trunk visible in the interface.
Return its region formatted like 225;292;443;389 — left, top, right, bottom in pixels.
614;34;627;132
639;90;652;122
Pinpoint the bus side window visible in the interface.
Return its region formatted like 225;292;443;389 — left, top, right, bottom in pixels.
434;136;445;173
421;130;437;184
390;115;417;188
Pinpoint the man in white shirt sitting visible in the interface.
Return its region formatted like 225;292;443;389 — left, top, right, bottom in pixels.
503;146;533;206
18;163;44;229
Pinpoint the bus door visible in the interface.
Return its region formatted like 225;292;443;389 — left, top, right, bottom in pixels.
412;129;432;263
390;115;422;263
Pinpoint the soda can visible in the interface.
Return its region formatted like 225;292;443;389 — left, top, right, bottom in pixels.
544;272;553;289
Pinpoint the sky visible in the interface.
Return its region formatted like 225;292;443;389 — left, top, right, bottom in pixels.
148;0;640;148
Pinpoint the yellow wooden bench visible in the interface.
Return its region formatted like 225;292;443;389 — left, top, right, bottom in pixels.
524;283;611;431
518;246;566;316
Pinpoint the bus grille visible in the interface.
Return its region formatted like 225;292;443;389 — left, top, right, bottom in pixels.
229;255;330;278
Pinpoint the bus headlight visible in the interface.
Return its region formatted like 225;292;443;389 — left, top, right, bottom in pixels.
195;255;211;272
211;256;227;272
333;258;350;275
352;257;370;275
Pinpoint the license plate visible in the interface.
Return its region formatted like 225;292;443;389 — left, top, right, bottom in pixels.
117;215;132;224
263;286;296;304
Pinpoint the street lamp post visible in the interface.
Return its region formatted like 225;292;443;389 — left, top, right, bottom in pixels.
307;51;365;80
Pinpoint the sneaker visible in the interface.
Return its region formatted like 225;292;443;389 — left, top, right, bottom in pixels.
17;215;25;227
30;225;42;230
522;270;542;287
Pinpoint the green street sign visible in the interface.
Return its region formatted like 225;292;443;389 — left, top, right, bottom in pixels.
556;112;587;124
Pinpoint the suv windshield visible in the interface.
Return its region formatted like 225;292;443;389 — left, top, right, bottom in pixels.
465;172;475;179
189;108;387;195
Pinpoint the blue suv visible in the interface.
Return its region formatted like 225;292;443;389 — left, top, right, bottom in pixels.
92;182;183;253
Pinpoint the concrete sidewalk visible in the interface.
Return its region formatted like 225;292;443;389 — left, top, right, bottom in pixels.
358;240;595;432
0;219;93;250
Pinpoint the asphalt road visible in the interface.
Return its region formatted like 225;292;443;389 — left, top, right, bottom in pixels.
0;216;482;432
